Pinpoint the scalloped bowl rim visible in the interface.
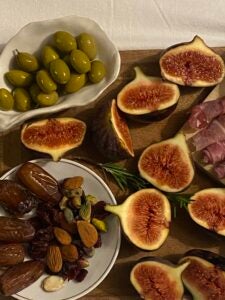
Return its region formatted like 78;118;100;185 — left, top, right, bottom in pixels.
0;15;121;132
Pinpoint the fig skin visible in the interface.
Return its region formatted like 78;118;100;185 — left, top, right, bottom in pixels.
117;67;180;122
17;162;61;204
183;249;225;271
21;117;86;161
180;254;225;300
91;99;134;161
188;188;225;236
130;257;189;300
138;133;194;193
105;189;171;251
0;180;38;216
160;35;225;87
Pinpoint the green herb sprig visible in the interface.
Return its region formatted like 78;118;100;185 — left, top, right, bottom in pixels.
99;162;150;191
167;194;192;218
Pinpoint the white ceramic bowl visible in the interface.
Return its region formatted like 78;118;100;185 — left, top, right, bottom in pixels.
0;15;120;132
0;158;121;300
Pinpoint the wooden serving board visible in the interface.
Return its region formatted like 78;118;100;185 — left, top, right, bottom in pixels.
1;49;225;300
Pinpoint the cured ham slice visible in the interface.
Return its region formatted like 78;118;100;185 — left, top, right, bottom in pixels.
191;114;225;151
214;161;225;179
188;97;225;129
202;140;225;164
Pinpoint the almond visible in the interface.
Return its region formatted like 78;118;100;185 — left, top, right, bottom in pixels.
61;244;79;262
46;245;62;273
77;220;98;248
53;227;72;245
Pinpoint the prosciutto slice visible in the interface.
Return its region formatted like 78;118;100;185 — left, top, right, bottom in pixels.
202;140;225;164
191;114;225;151
213;161;225;179
188;97;225;129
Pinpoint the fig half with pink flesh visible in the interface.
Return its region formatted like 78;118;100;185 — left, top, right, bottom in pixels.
160;35;225;87
117;67;180;120
105;189;171;250
180;254;225;300
130;257;189;300
91;99;134;160
21;117;86;161
188;188;225;236
138;133;194;193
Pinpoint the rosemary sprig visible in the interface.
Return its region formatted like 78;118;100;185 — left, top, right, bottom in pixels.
167;194;192;218
99;162;150;191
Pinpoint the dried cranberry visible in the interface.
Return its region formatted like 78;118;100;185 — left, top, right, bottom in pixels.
28;216;42;230
92;201;110;220
29;239;49;260
94;234;102;248
35;226;54;241
61;261;81;281
76;269;88;282
36;204;52;225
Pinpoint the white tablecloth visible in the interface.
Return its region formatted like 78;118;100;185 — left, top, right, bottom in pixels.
1;0;225;50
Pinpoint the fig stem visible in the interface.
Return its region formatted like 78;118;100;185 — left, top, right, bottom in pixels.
175;261;190;275
104;203;124;218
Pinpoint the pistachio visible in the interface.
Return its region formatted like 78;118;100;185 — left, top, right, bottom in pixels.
71;196;81;209
92;218;108;232
77;257;89;268
83;246;95;257
59;196;69;210
63;187;83;198
79;201;91;221
86;194;98;205
42;275;64;292
63;207;74;223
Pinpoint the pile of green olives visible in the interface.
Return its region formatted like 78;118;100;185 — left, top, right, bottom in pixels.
0;31;106;112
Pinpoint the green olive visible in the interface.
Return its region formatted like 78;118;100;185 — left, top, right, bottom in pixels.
5;70;33;87
29;83;41;103
13;88;31;111
41;45;59;68
77;33;97;60
0;88;14;110
16;51;39;72
54;31;76;52
88;60;106;83
49;59;70;84
70;49;91;74
36;70;57;93
36;91;59;107
65;73;87;93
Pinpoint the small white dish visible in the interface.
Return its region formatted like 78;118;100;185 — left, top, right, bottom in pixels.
0;15;121;132
0;158;121;300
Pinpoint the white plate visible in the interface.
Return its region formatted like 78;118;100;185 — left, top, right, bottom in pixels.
0;15;121;132
0;158;121;300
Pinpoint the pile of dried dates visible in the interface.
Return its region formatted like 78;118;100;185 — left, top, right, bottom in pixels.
0;161;110;295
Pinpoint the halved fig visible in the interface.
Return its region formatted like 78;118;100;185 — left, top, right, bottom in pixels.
180;254;225;299
21;117;86;161
91;99;134;160
105;189;171;250
138;133;194;192
188;188;225;236
117;67;180;119
130;257;189;300
160;35;225;87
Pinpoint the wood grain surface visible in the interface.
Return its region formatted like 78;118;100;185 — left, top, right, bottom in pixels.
0;49;225;300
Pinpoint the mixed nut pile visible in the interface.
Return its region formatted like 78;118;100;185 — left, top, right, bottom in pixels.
0;30;106;111
0;162;110;295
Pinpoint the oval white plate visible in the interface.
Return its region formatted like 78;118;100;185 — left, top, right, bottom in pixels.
0;158;121;300
0;15;120;132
